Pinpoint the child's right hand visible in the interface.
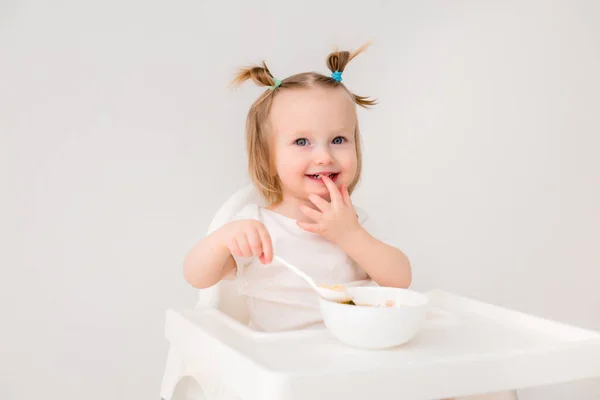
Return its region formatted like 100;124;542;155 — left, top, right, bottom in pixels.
224;220;273;264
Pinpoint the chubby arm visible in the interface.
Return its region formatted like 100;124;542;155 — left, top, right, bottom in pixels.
337;226;411;288
297;176;411;288
183;220;273;289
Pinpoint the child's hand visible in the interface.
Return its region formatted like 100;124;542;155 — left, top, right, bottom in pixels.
297;175;362;245
224;220;273;264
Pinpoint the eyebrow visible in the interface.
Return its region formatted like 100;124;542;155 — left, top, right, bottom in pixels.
290;128;354;137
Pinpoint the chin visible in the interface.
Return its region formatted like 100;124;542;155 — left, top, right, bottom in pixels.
307;184;344;198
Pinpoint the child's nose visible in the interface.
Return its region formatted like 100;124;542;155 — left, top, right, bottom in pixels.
314;147;334;165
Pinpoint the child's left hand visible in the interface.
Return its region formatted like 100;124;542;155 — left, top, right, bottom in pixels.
297;175;363;245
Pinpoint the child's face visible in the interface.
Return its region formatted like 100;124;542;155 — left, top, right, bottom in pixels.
269;86;358;203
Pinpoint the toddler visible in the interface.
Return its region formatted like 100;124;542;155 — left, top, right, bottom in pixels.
182;43;518;400
184;42;412;332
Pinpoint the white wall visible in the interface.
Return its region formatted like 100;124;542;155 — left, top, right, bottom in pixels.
1;1;599;399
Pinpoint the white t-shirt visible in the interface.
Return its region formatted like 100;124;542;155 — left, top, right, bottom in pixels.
227;203;388;332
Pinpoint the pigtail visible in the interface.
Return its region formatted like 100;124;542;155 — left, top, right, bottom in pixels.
325;42;377;108
231;61;280;89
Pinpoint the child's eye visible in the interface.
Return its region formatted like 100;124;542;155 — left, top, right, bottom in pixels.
294;138;309;146
332;136;346;144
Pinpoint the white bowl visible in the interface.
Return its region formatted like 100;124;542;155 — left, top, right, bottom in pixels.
319;286;428;349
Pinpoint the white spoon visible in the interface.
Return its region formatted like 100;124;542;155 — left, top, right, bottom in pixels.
273;255;353;302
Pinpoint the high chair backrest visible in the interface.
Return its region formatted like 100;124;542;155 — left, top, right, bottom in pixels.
195;184;266;323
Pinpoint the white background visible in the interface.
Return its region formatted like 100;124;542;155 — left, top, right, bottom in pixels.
1;1;599;399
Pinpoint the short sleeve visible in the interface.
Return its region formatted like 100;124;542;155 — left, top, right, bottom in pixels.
223;203;262;280
355;205;394;247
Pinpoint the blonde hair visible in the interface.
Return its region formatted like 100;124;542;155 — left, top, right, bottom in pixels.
231;43;376;205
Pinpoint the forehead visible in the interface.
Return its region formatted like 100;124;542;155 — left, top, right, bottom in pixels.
269;87;356;136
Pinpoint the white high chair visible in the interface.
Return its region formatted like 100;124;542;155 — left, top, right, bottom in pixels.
161;185;600;400
161;184;263;400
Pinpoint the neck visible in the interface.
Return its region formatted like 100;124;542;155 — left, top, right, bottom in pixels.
267;193;327;222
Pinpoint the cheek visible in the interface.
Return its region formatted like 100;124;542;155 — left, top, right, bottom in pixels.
275;149;306;178
338;148;358;169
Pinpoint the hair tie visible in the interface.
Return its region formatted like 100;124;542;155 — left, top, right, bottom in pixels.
331;70;342;82
269;77;282;90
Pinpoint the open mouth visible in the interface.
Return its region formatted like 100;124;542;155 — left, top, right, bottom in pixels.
306;173;339;182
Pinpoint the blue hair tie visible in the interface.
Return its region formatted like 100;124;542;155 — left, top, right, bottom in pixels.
331;70;342;82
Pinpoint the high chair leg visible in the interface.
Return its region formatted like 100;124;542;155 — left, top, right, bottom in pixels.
161;346;186;400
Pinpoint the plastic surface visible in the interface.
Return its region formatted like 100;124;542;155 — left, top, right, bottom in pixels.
162;289;600;400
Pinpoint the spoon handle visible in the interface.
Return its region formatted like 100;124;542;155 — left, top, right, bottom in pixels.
273;256;320;291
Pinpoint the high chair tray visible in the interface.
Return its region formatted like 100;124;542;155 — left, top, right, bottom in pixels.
165;290;600;400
